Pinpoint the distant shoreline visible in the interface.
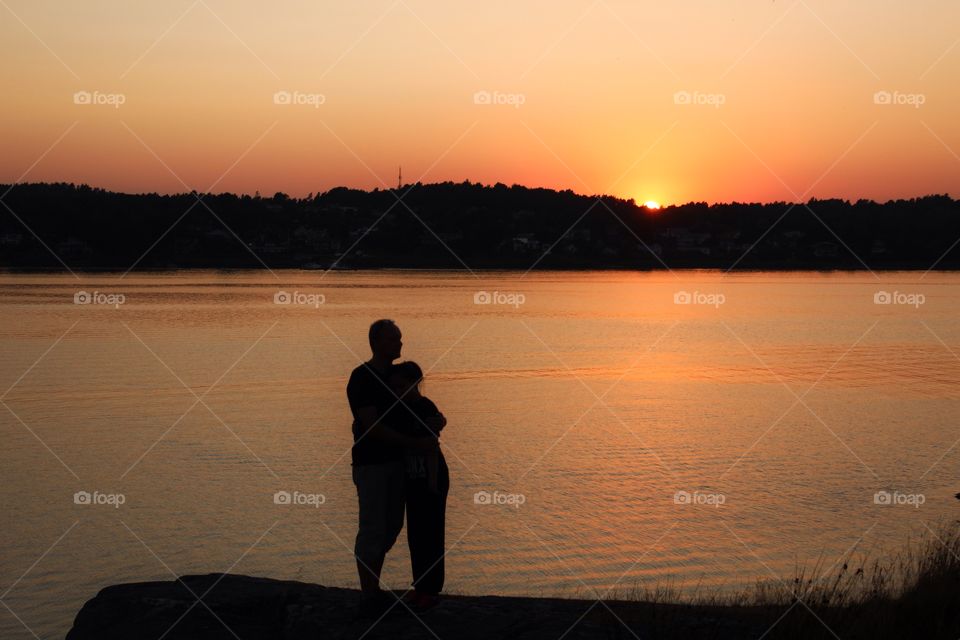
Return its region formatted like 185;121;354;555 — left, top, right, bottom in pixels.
3;265;959;275
3;183;959;273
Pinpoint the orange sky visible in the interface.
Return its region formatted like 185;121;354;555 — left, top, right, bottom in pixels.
2;1;959;204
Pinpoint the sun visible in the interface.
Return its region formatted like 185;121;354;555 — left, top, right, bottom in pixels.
643;200;661;210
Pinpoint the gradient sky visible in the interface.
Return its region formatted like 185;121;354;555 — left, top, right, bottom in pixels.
2;1;959;204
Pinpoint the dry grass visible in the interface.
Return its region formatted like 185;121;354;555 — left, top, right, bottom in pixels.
577;520;960;639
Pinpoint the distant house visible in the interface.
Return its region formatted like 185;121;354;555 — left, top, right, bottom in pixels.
644;243;663;256
203;229;232;242
56;237;93;258
293;226;330;251
813;241;839;257
439;231;464;243
261;243;287;255
660;227;711;253
511;234;542;253
717;229;743;241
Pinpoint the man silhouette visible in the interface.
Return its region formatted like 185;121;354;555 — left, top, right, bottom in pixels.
347;319;443;616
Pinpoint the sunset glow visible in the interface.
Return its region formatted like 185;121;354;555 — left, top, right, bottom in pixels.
4;4;960;636
1;2;958;203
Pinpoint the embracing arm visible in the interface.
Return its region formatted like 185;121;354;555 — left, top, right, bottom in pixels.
426;412;447;434
356;406;437;452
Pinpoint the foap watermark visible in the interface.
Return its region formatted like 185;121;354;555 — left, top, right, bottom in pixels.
474;290;525;308
273;90;326;108
74;290;125;308
74;490;126;508
674;290;725;308
873;90;925;109
873;490;925;508
274;290;325;308
674;490;726;507
473;90;526;108
273;490;326;508
874;290;925;308
674;90;725;108
73;90;126;109
473;490;526;509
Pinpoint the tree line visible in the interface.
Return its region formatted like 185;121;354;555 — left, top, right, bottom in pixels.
1;181;957;270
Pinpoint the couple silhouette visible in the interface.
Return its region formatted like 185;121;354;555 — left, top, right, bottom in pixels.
346;319;449;617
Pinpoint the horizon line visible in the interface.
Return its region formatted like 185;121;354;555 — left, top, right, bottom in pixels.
1;180;955;208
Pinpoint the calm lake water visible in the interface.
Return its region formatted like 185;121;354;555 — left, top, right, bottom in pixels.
2;270;959;638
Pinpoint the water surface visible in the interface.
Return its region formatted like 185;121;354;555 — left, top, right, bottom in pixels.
1;270;958;638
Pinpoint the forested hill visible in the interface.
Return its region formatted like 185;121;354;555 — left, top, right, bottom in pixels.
1;181;958;270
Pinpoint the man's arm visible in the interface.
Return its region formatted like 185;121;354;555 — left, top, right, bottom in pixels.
356;406;437;452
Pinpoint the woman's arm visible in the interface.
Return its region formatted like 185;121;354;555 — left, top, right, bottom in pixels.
425;413;447;433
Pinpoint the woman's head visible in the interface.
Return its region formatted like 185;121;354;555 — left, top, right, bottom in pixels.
389;360;423;398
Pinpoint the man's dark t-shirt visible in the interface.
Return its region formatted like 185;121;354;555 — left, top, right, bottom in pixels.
347;363;403;466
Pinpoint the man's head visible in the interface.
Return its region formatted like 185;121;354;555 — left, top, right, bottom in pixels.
368;319;402;361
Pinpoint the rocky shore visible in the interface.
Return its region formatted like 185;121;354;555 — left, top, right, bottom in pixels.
66;573;770;639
